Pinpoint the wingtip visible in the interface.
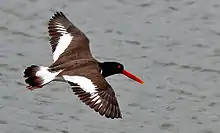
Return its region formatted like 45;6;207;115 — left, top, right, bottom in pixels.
49;11;66;22
54;11;65;17
110;114;122;119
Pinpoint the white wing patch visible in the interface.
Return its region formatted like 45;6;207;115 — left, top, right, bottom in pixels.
63;75;97;93
63;75;107;109
52;23;73;62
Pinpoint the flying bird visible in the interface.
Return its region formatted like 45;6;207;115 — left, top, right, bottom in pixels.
24;12;144;119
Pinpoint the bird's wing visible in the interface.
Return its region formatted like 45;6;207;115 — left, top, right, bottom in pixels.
48;12;93;67
61;63;122;119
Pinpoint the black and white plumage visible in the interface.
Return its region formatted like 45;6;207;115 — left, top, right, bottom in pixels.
24;12;144;119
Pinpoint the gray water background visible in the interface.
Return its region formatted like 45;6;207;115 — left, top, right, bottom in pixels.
0;0;220;133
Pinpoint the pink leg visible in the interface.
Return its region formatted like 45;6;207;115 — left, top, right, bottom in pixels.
26;85;42;91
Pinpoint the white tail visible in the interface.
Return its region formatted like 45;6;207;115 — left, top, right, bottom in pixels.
24;65;61;87
36;66;61;85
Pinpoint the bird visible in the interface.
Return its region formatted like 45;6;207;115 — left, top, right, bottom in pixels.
23;12;144;119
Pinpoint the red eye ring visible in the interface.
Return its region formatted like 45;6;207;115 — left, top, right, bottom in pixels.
117;65;121;68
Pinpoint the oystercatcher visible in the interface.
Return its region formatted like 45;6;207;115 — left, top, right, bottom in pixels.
24;12;144;119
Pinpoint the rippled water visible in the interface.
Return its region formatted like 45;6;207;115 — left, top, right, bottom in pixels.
1;0;220;133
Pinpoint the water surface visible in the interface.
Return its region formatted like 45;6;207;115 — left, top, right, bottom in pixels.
0;0;220;133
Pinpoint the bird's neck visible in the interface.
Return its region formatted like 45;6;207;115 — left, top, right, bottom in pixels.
98;62;114;78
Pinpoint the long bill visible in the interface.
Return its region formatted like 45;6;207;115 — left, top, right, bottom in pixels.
122;70;144;84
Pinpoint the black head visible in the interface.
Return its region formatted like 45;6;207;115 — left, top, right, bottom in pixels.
99;62;124;77
98;62;144;84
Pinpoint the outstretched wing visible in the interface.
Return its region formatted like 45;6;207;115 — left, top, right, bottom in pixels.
48;12;93;67
61;63;122;119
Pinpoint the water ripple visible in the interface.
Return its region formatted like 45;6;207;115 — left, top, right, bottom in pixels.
138;2;152;8
124;40;141;45
0;120;8;125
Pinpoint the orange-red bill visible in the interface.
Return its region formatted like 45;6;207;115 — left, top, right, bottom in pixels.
122;70;144;84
